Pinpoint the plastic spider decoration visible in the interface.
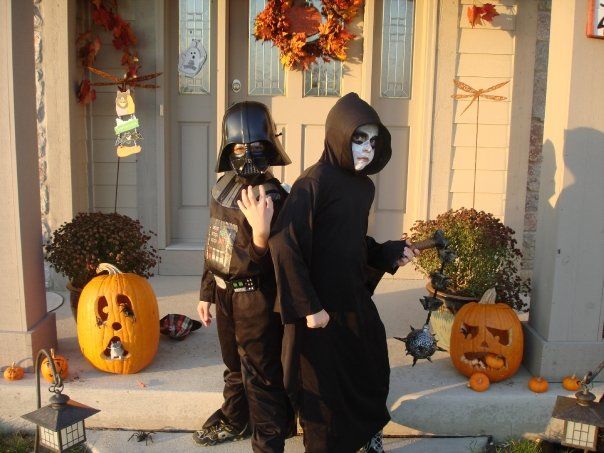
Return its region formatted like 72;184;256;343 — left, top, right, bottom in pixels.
128;430;154;445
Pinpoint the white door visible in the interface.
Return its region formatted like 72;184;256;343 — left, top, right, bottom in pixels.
159;0;434;275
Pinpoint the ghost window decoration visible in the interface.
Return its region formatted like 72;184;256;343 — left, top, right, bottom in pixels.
178;39;207;78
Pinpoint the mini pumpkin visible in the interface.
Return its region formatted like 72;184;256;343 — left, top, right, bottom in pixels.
77;263;159;374
485;353;505;370
528;376;549;393
41;349;69;383
450;288;524;382
4;362;24;381
468;372;490;392
562;374;581;391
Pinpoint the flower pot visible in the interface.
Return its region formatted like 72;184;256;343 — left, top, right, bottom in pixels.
426;282;477;351
66;281;83;320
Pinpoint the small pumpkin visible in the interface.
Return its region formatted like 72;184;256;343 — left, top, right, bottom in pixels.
4;362;24;381
450;288;524;382
485;353;505;370
77;263;159;374
562;374;581;391
468;372;490;392
41;349;69;383
528;376;549;393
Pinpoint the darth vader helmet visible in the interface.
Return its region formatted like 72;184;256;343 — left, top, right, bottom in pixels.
216;102;291;178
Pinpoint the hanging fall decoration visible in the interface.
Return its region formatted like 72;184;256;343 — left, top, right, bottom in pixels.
467;3;499;28
76;0;143;104
253;0;364;70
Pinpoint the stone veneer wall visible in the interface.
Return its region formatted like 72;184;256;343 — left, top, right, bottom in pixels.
34;0;51;289
522;0;551;275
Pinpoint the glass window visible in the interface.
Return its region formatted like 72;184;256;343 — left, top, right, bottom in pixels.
249;0;286;95
380;0;414;98
304;58;342;97
179;0;211;94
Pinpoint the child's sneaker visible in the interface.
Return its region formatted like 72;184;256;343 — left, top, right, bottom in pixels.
192;420;250;446
357;431;384;453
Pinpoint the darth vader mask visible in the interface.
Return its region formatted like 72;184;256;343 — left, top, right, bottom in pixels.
229;141;270;178
351;124;379;171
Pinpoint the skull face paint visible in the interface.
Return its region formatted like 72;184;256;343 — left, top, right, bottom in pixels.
351;124;379;171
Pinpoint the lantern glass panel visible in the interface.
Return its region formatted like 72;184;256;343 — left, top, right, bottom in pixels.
40;426;60;451
61;421;85;449
564;420;597;449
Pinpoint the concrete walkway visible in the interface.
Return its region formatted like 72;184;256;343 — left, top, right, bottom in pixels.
1;276;601;443
85;429;490;453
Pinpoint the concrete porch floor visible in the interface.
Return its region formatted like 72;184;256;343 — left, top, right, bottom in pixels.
1;276;601;443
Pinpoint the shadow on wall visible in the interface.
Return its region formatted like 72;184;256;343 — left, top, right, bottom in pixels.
528;128;604;345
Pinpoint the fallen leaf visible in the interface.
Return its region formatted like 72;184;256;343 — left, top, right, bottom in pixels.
137;381;147;388
481;3;500;23
467;5;483;28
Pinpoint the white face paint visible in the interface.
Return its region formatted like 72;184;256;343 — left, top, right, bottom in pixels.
351;124;379;171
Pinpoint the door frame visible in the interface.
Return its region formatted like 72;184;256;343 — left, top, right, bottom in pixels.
154;0;438;266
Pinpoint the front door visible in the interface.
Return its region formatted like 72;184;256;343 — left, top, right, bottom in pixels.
160;0;434;275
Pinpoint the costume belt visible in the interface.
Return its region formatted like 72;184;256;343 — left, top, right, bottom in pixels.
214;274;259;293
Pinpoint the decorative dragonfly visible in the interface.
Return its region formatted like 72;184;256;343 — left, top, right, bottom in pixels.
88;66;162;91
452;79;509;116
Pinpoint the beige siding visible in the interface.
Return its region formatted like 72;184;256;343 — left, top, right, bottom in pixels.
447;1;520;220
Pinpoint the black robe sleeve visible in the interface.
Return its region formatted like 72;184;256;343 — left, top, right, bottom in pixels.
366;236;407;275
269;177;324;324
199;268;216;303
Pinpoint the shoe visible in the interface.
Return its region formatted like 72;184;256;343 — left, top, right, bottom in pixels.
192;420;250;446
357;431;384;453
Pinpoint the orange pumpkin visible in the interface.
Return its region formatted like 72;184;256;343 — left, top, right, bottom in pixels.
4;362;24;381
450;288;524;382
562;374;581;391
41;349;69;383
485;353;505;370
77;263;159;374
468;372;490;392
528;376;549;393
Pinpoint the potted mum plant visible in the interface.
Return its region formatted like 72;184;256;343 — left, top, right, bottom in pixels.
45;212;160;319
408;208;530;350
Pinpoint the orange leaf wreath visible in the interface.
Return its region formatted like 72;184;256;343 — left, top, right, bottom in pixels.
77;0;143;104
254;0;364;70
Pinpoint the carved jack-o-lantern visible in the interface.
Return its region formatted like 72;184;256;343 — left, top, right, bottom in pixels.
77;263;159;374
450;288;524;382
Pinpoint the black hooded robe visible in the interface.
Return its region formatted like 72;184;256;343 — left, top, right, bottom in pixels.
269;93;406;452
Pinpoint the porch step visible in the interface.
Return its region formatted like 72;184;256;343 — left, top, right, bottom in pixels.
1;277;600;442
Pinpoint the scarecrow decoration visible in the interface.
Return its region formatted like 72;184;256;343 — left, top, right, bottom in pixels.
87;66;162;210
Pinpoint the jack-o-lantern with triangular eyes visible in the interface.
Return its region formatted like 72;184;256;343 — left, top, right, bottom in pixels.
450;288;523;382
77;263;159;374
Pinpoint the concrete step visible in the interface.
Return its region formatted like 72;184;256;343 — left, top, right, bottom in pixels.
1;276;601;443
85;430;491;453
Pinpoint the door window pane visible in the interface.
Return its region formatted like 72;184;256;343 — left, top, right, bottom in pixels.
304;58;342;97
381;0;414;98
179;0;211;94
249;0;285;95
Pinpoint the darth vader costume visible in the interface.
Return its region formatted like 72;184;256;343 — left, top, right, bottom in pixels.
198;102;292;452
269;93;406;452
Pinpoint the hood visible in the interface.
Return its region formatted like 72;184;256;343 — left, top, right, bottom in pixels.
320;92;392;175
216;101;291;172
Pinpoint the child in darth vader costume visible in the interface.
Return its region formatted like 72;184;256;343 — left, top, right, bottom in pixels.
194;102;293;452
269;93;418;453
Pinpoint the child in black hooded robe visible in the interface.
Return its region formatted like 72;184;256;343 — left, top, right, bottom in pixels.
269;93;418;453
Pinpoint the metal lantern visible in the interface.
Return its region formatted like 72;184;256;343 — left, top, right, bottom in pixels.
21;349;99;452
550;360;604;452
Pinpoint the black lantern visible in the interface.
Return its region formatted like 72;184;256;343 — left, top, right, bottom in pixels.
550;360;604;452
21;349;99;452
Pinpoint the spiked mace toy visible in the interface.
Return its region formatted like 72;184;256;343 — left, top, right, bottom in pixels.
395;230;457;365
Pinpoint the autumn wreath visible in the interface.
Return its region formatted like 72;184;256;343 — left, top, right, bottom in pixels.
254;0;364;70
